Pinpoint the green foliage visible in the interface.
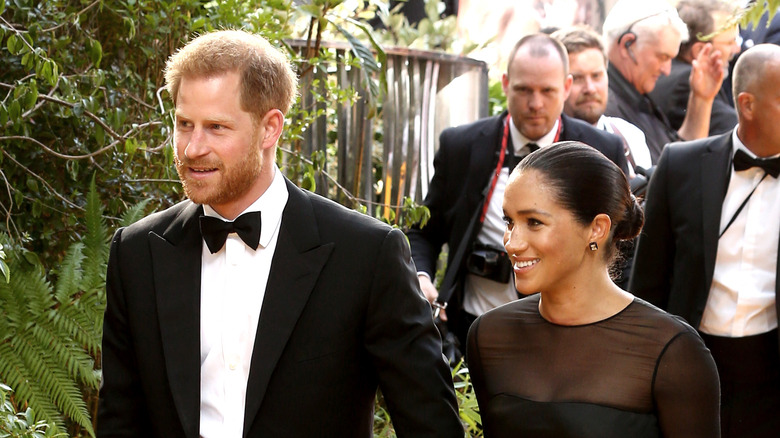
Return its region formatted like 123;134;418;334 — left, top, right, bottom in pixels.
0;243;8;284
0;0;436;260
487;78;507;117
1;383;64;437
0;180;110;437
373;360;483;437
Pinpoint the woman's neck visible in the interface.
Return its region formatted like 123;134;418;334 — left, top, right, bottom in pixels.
537;269;633;326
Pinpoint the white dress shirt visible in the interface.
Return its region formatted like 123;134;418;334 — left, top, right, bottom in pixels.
463;117;559;316
597;115;653;173
199;164;288;438
700;129;780;337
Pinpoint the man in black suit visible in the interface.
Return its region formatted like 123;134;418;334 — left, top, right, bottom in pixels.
97;30;463;438
602;0;725;163
649;0;739;136
407;33;628;347
631;43;780;438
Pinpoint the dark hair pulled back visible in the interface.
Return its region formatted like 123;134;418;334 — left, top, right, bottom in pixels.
516;141;644;259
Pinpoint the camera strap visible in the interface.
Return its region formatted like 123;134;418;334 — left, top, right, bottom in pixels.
436;115;561;311
480;114;562;222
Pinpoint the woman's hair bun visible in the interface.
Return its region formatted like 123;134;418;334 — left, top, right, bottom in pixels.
613;194;644;241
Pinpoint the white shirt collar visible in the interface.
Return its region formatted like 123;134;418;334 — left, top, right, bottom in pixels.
508;115;560;151
202;163;289;249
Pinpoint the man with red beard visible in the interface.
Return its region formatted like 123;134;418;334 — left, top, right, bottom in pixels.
553;26;652;179
97;30;463;438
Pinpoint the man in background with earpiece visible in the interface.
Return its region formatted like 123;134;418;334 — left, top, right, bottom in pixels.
602;0;725;163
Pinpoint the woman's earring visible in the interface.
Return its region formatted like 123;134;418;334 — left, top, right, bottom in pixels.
589;242;598;251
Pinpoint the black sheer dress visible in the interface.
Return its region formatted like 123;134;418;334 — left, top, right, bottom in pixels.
467;295;720;438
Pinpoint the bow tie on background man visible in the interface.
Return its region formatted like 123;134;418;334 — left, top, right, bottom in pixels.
733;149;780;178
199;211;262;254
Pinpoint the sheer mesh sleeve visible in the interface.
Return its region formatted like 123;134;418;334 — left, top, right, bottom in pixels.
654;329;721;437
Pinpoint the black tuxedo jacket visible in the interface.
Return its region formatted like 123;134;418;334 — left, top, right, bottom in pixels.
630;131;780;350
98;178;462;438
407;111;628;326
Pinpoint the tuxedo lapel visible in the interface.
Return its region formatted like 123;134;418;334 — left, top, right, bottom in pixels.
700;134;733;289
243;180;334;434
149;202;203;438
469;113;506;208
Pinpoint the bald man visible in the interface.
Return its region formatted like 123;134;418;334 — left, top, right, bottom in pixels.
631;44;780;438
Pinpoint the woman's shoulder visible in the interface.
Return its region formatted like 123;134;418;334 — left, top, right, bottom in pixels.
625;297;701;339
470;295;541;338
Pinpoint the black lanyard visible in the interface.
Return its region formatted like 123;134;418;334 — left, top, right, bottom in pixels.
719;172;769;239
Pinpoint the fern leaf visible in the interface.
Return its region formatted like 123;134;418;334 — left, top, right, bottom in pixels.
120;198;153;227
53;243;85;305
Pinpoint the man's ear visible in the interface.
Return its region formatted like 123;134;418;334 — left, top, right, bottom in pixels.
690;41;707;60
258;109;285;150
563;73;573;99
736;92;754;121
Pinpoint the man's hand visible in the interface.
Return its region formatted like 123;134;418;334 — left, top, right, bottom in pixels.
690;43;724;101
679;43;724;140
418;274;447;321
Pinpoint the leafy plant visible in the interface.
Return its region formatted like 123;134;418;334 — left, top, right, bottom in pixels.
1;383;64;437
0;177;110;436
373;360;483;437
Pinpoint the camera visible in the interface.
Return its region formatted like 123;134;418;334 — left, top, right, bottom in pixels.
466;243;513;283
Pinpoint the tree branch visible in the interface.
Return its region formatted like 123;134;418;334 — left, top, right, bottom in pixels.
0;121;163;160
0;149;82;210
41;0;103;33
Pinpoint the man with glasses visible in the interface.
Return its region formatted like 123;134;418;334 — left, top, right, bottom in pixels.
602;0;725;163
650;0;740;136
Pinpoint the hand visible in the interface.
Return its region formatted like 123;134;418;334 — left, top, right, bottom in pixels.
418;274;447;321
689;43;725;102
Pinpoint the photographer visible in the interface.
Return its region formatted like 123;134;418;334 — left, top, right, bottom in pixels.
407;33;629;352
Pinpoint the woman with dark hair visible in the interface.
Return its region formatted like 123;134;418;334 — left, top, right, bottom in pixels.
466;141;720;437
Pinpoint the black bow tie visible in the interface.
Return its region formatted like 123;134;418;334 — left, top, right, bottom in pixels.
733;149;780;178
199;211;262;254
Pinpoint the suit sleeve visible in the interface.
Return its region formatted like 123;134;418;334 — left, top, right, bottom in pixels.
97;229;152;436
629;146;675;309
364;228;464;437
406;128;456;278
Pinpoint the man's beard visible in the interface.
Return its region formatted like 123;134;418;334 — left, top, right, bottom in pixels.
571;95;604;125
174;147;263;207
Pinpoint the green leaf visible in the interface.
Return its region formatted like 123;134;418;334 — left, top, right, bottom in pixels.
9;99;21;121
0;0;6;15
6;34;20;55
302;171;316;191
124;138;137;155
44;60;59;87
26;178;39;193
297;4;323;18
95;125;105;146
0;259;9;283
24;84;39;111
87;38;102;67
